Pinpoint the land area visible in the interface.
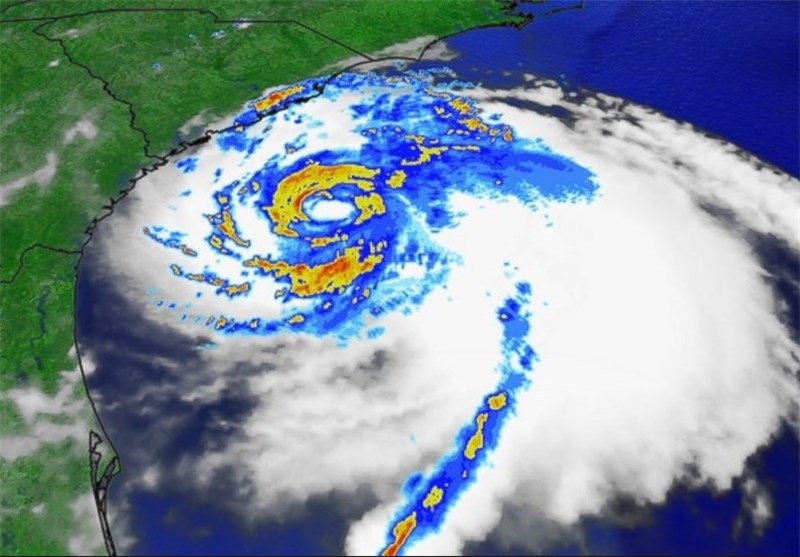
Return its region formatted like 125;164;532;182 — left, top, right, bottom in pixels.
0;1;524;554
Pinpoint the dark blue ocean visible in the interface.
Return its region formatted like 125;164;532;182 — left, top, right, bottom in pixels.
78;1;798;555
448;0;799;177
447;1;799;554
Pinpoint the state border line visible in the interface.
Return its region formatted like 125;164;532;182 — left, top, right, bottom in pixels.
0;5;376;61
0;1;591;554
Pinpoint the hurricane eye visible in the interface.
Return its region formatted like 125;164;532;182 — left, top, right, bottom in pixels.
141;70;598;341
303;195;357;223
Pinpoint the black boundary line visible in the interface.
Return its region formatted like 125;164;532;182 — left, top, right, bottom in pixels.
544;1;584;16
0;1;576;554
13;3;799;553
0;243;81;284
0;0;588;287
0;0;33;15
0;3;383;286
0;5;376;61
29;19;162;157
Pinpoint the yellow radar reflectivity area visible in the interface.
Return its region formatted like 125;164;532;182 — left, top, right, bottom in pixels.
243;244;385;297
253;84;304;112
421;485;444;510
263;161;381;238
464;412;489;460
487;392;508;410
381;513;417;556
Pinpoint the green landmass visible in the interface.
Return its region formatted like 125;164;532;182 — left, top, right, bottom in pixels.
0;1;521;554
0;400;25;435
0;440;98;556
0;248;77;394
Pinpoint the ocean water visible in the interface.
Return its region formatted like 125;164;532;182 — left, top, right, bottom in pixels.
443;2;799;554
76;1;798;555
446;0;799;177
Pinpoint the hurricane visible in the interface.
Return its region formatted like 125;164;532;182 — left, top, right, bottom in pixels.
79;66;799;556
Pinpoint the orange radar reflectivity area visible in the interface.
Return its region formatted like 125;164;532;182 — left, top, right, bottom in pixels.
243;244;385;297
262;161;381;238
380;513;417;556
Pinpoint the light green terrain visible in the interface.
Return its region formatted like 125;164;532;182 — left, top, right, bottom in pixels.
0;1;523;554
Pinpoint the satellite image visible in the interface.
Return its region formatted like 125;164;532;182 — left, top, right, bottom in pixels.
0;1;798;556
